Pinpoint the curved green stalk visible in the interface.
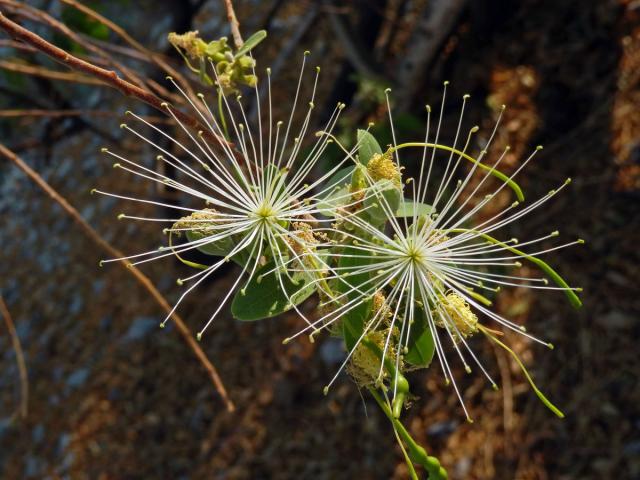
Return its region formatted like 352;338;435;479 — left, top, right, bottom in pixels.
359;338;409;418
390;142;524;202
481;326;565;418
313;243;446;478
168;231;209;270
218;88;230;139
369;388;448;479
393;420;420;480
464;288;493;306
448;229;582;308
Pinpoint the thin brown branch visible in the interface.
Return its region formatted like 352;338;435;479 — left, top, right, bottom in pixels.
0;11;229;149
0;37;35;52
59;0;197;103
221;0;243;48
80;33;173;64
0;109;173;124
0;0;151;91
0;58;105;85
0;296;28;420
0;143;235;412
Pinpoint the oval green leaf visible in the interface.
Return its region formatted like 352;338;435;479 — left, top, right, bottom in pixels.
231;260;315;321
234;30;267;58
404;308;435;367
334;245;374;350
396;200;434;218
357;129;382;165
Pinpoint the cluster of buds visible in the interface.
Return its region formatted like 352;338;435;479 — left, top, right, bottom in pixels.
168;30;265;94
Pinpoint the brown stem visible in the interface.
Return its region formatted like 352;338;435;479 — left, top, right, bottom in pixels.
0;11;228;149
0;109;172;124
0;295;28;420
0;143;235;413
59;0;198;104
221;0;243;48
0;58;106;85
0;0;151;92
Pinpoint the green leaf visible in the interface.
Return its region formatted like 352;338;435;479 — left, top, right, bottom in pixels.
343;297;372;351
357;129;382;166
335;245;373;350
185;230;232;257
234;30;267;59
231;261;315;321
184;229;253;267
396;200;434;217
316;185;350;216
361;179;402;226
325;165;355;190
404;308;435;367
316;166;361;217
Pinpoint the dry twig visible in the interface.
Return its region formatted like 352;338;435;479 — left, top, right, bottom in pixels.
0;108;172;124
0;0;152;92
221;0;243;48
0;59;105;85
0;11;229;149
59;0;198;104
0;143;235;412
0;295;28;420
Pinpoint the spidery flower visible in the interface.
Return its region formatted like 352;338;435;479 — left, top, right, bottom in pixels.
94;53;360;339
286;84;583;421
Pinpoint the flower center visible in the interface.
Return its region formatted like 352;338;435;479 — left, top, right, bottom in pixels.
254;203;277;222
406;246;425;265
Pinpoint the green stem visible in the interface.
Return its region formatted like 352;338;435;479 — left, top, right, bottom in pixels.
218;88;230;139
447;228;582;308
369;388;448;480
168;231;209;270
390;142;524;202
318;242;445;478
481;326;565;418
392;419;420;480
360;338;409;418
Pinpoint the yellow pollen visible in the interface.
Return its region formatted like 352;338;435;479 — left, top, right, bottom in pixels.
434;292;479;343
367;150;400;184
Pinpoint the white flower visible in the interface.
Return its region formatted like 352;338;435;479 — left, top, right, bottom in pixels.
94;53;359;338
286;85;583;420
